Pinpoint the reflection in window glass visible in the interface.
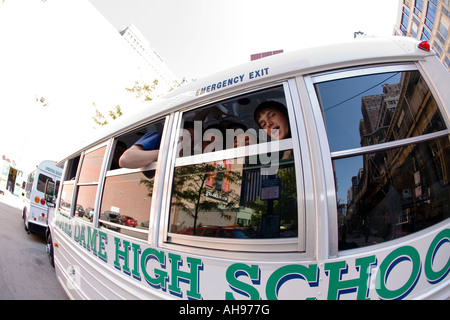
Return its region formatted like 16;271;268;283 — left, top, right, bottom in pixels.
60;183;74;215
315;68;449;250
78;146;106;183
316;71;446;152
25;173;35;199
336;137;450;249
75;185;97;222
37;174;51;192
169;153;298;239
100;171;155;240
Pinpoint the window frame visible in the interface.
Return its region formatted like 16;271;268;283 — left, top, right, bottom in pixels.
159;82;307;253
58;156;82;217
73;142;110;223
305;63;450;257
98;115;171;243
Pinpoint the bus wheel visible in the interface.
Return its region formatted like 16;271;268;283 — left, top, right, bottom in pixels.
46;233;55;268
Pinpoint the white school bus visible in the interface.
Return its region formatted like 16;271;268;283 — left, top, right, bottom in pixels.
48;37;450;300
23;160;62;234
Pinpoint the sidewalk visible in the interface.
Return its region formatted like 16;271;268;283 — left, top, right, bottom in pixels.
0;191;21;209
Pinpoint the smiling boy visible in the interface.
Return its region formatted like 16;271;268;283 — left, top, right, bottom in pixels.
253;101;291;141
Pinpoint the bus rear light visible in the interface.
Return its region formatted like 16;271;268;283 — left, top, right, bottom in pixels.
41;213;45;217
418;41;430;51
34;196;40;203
41;198;46;205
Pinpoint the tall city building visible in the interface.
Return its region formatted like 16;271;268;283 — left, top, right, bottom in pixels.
394;0;450;70
119;24;180;96
359;83;401;146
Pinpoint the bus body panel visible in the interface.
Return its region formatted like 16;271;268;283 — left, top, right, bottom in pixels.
49;37;450;300
52;210;449;300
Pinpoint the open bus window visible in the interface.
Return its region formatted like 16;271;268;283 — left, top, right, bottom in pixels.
314;68;450;250
168;86;300;249
98;119;165;240
177;86;290;158
99;171;155;240
110;120;165;170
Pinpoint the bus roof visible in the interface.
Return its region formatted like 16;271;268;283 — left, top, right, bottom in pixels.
64;36;433;160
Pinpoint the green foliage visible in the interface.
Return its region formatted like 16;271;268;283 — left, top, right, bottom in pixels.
92;103;123;127
92;79;158;127
126;79;159;102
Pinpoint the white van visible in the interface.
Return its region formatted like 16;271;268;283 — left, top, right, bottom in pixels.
48;37;449;300
23;160;62;234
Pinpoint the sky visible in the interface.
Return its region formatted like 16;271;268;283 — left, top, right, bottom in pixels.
89;0;401;80
0;0;400;174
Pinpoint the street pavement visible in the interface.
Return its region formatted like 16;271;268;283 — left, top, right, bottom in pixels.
0;192;68;300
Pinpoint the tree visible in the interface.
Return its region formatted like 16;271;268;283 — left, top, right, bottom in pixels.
92;103;122;127
92;79;159;127
171;163;243;235
126;80;159;102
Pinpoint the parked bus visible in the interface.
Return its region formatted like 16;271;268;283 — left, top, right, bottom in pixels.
48;37;449;300
23;160;62;235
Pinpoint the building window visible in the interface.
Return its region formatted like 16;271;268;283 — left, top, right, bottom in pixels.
433;41;443;57
401;7;410;35
424;0;437;30
442;5;450;19
412;16;420;37
444;56;450;69
437;21;449;46
414;0;423;16
421;27;431;40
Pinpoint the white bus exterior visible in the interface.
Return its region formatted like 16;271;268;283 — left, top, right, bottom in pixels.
49;37;449;300
23;160;62;234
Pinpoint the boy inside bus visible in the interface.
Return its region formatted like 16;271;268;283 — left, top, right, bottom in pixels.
118;131;161;169
254;100;292;160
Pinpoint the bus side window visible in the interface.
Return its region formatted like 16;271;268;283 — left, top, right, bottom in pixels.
111;120;164;170
99;119;165;240
37;174;52;193
313;68;450;250
168;86;300;249
74;145;107;222
59;156;80;215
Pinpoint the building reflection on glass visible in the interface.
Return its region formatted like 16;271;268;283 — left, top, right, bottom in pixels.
317;70;450;250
